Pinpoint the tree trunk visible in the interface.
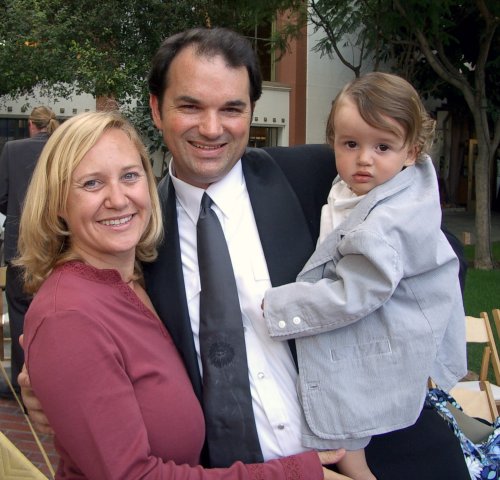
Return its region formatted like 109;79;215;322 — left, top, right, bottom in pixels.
474;139;493;269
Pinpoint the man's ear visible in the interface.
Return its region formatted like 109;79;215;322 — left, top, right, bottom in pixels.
149;94;163;131
250;102;255;120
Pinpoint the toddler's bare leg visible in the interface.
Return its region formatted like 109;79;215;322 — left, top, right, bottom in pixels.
337;448;377;480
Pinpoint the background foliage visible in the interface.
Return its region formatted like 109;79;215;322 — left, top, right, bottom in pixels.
1;0;499;267
275;0;499;268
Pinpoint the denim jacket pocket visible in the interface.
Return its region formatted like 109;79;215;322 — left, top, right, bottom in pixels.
330;339;392;363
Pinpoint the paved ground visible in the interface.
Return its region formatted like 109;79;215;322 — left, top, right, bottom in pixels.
0;392;58;477
1;300;57;476
443;208;500;243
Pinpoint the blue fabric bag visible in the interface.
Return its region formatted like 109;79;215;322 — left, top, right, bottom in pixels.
426;388;500;479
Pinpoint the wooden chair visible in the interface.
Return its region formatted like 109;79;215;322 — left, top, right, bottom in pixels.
449;313;500;422
493;309;500;346
491;308;500;400
0;266;7;361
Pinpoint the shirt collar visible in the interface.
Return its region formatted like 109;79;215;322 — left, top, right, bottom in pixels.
170;159;245;224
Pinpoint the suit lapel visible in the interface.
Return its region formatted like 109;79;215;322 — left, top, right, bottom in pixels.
145;151;315;396
243;149;316;369
144;176;203;400
242;149;316;287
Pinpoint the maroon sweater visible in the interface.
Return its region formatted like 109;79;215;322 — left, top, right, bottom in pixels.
24;261;322;479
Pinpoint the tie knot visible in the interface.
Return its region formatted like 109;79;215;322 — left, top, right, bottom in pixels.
199;192;214;218
201;192;213;208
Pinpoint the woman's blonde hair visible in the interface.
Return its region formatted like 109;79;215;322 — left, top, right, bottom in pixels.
29;106;59;135
16;111;163;293
326;72;436;161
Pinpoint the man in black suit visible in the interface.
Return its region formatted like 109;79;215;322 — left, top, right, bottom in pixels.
144;28;469;479
0;106;58;390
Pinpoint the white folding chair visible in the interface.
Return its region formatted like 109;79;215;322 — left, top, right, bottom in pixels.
0;266;7;361
449;313;500;422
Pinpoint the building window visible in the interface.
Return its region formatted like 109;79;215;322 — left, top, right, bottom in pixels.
249;126;280;148
0;118;29;151
243;22;274;82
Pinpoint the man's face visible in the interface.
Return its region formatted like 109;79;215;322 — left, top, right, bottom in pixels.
150;46;253;189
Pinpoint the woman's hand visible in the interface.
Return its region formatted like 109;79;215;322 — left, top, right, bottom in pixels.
18;335;53;434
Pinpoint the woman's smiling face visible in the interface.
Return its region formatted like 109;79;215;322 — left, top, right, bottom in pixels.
61;128;152;268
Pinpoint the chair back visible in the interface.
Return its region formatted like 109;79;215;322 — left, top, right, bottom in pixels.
449;313;500;422
0;266;6;361
465;313;500;384
492;309;500;344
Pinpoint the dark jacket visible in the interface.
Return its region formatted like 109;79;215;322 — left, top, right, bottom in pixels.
0;133;49;262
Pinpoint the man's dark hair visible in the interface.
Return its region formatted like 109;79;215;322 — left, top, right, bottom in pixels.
148;27;263;109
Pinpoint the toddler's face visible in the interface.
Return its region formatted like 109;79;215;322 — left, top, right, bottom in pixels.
332;98;417;196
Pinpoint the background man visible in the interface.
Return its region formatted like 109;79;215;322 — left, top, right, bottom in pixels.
0;106;58;392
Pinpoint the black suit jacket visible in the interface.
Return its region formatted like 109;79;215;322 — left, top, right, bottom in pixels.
143;144;470;479
0;133;50;262
143;145;335;401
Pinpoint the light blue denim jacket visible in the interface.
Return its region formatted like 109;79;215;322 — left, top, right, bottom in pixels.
264;157;467;450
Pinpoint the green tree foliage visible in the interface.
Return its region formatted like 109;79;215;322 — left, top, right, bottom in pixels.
0;0;211;100
0;0;293;100
2;1;498;268
274;0;499;269
0;0;296;151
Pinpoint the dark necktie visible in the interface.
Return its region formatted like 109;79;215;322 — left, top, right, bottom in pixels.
197;192;263;467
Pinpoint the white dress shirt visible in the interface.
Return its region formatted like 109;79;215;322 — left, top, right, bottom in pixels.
318;179;365;244
170;159;307;460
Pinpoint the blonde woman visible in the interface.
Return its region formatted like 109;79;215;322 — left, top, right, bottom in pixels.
18;111;344;479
